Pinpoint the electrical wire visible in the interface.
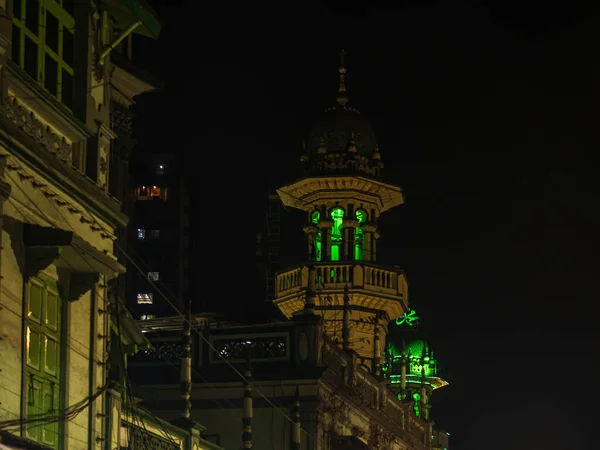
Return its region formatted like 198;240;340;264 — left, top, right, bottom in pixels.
4;166;316;439
0;383;108;430
4;169;263;441
3;103;406;443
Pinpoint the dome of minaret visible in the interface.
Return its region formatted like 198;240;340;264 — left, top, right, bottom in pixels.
302;51;383;178
306;105;378;158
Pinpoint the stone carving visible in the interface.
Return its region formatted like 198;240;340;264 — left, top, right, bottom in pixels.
99;155;107;174
89;0;104;83
353;376;378;409
3;97;72;163
309;149;382;178
110;100;133;137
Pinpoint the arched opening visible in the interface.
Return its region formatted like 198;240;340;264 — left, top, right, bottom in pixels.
354;209;367;260
330;207;344;261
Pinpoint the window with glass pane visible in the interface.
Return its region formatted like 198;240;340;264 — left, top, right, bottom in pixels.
26;276;61;448
12;0;76;109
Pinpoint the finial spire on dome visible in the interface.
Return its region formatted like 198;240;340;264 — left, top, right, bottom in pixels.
336;49;348;106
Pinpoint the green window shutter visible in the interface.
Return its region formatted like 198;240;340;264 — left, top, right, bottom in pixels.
25;275;62;449
27;327;42;370
41;381;59;446
28;282;43;322
44;335;59;375
26;375;43;442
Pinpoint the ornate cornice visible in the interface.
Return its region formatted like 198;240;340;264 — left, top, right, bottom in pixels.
3;95;72;163
5;158;116;242
277;175;404;215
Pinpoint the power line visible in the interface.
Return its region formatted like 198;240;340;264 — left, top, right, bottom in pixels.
4;165;314;439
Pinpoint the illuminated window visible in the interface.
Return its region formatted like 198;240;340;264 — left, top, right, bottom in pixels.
25;276;62;446
137;293;153;304
140;314;155;320
147;272;159;281
156;164;164;175
330;208;344;261
12;0;76;109
148;230;160;239
149;186;161;197
354;209;367;260
136;186;167;201
137;229;145;239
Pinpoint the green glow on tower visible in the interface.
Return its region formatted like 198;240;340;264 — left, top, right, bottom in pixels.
311;210;320;224
354;209;366;261
395;309;421;327
412;392;421;417
386;340;438;377
330;208;344;261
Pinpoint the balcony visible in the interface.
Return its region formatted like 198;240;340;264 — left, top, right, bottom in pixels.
274;262;408;319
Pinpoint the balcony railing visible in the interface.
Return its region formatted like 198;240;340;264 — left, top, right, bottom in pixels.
276;262;407;298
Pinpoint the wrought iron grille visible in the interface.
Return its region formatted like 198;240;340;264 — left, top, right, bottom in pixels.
212;335;288;361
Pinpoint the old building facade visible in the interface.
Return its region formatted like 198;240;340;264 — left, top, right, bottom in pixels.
0;1;218;449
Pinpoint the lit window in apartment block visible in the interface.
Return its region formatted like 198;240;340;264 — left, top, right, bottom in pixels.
156;164;164;175
136;186;167;201
140;314;155;320
147;272;159;281
137;229;145;239
137;293;153;304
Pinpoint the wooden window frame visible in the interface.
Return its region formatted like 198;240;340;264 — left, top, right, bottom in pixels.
12;0;75;107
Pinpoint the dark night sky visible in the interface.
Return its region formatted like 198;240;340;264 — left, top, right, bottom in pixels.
132;1;600;448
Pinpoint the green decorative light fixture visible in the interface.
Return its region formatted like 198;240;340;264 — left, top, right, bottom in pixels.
395;309;421;328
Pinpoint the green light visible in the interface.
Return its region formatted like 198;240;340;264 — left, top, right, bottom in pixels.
412;392;421;416
384;340;438;378
355;209;367;224
330;208;344;261
410;362;431;376
395;309;421;327
311;210;320;224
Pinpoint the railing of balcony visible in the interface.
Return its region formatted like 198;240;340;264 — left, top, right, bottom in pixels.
276;262;406;297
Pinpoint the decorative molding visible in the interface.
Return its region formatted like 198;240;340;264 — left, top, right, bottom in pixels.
110;100;133;137
5;160;117;241
3;96;73;163
277;176;404;214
